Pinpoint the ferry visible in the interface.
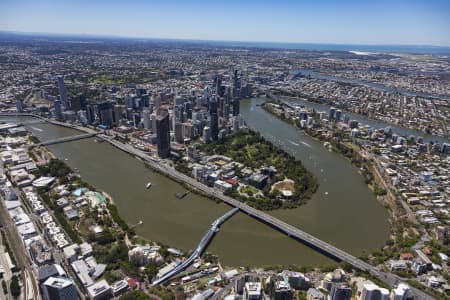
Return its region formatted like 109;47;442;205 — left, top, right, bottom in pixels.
146;182;152;189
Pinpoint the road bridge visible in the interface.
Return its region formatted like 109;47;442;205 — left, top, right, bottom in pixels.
102;135;434;299
7;113;436;299
106;135;374;270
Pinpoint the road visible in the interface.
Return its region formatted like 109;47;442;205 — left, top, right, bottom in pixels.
0;113;436;299
0;231;13;300
0;197;40;300
366;151;431;244
14;174;87;300
97;134;434;298
0;243;13;282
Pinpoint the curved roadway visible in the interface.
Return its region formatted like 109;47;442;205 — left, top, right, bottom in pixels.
152;208;239;286
0;113;435;299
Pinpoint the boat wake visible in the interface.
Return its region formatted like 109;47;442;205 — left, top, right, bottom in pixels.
288;140;300;146
31;126;43;132
300;141;312;148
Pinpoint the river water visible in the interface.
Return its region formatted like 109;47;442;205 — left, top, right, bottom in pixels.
281;97;449;143
3;101;391;266
294;69;450;102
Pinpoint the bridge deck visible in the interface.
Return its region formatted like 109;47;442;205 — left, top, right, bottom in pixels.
2;113;434;299
29;133;97;148
152;208;239;286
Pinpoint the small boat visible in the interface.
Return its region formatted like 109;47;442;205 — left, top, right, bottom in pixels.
175;191;189;199
146;182;152;189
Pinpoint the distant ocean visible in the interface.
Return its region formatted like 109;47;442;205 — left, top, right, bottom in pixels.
2;31;450;55
203;40;450;54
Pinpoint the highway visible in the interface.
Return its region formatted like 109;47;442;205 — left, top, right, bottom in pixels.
1;113;435;299
100;134;434;299
152;208;239;286
102;134;375;268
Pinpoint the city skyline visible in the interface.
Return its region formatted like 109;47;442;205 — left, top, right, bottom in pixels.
0;2;449;299
1;0;450;46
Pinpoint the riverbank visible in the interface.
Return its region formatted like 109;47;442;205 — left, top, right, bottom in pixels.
280;95;450;143
27;132;350;277
28;138;343;279
259;100;442;273
262;100;382;190
101;130;318;212
195;129;318;210
34;109;440;298
3;130;145;296
7;114;432;297
270;89;448;140
9;113;390;267
261;100;398;227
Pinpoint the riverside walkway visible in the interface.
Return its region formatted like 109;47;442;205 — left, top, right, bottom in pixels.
101;134;434;299
4;113;435;299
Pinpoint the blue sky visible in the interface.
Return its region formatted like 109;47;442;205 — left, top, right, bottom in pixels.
1;0;449;46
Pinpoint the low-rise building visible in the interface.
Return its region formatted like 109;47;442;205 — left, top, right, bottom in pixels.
86;279;112;300
306;288;325;300
112;279;129;297
214;179;233;192
390;283;410;300
360;282;389;300
192;288;215;300
270;278;293;300
243;282;262;300
280;270;310;290
248;173;268;189
63;244;80;263
387;260;408;272
328;284;352;300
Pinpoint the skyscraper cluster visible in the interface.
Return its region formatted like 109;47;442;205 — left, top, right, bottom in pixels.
49;69;251;158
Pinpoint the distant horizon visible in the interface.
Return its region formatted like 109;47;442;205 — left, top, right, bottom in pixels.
3;29;450;48
1;1;449;47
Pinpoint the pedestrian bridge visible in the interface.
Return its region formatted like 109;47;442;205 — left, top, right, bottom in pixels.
28;133;97;148
152;208;239;286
